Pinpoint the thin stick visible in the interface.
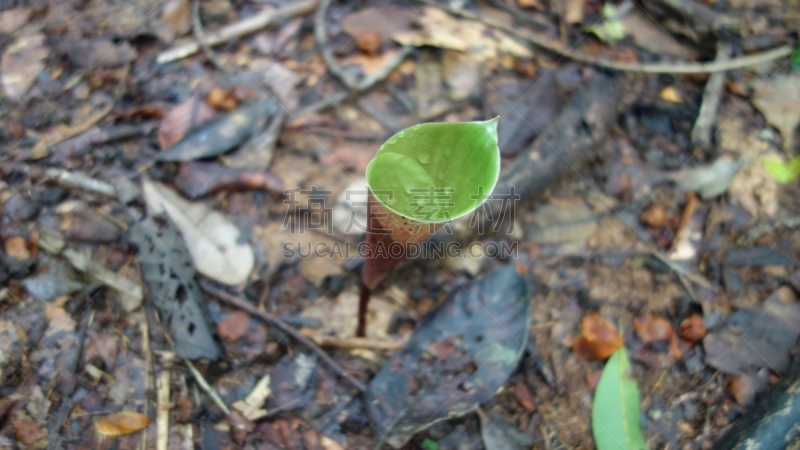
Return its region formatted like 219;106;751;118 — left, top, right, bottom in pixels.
691;44;731;147
185;359;231;414
422;0;792;74
199;281;367;393
156;0;318;64
192;0;227;72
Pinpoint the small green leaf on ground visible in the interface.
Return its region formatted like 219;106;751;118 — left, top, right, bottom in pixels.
421;438;439;450
763;156;800;184
592;346;647;450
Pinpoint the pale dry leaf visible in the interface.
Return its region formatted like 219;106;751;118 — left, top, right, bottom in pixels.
341;50;400;76
442;50;480;101
232;374;271;421
161;0;191;38
0;8;30;34
621;10;690;56
142;178;254;285
341;5;415;41
674;157;746;199
393;6;532;63
751;73;800;152
94;412;150;437
1;26;47;100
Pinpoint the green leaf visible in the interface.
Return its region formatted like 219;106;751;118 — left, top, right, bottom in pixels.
763;156;800;184
791;43;800;71
592;346;648;450
421;438;439;450
365;119;500;222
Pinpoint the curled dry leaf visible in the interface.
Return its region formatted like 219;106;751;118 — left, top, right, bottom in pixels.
678;314;705;344
573;313;622;360
94;411;150;437
142;178;254;285
634;312;682;359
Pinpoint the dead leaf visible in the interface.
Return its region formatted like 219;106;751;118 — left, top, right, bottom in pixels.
248;59;301;110
207;87;240;111
355;30;382;55
341;5;415;42
674;157;746;199
341;50;401;76
529;200;597;245
232;374;271;421
0;8;30;34
751;73;800;152
639;203;666;228
217;311;251;343
705;288;800;375
442;50;480;101
321;140;377;173
157;97;217;149
30;103;113;158
142;178;254;285
130;216;224;360
13;417;47;447
174;162;284;198
573;313;622;360
634;312;682;359
161;0;191;38
621;10;691;56
678;314;706;344
478;409;540;450
4;236;31;261
728;372;768;408
63;39;138;68
94;412;150;437
393;6;532;63
563;0;583;23
1;26;47;101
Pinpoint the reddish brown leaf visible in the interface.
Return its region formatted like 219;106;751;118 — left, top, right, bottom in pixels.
640;204;666;228
4;236;30;260
13;418;47;446
514;380;535;412
678;314;706;344
207;87;240;111
572;313;622;360
94;411;150;437
355;31;382;55
217;311;251;343
157;97;216;149
634;312;682;359
226;411;255;446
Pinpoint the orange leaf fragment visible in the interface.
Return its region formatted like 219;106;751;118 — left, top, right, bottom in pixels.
634;312;682;359
572;313;622;360
678;314;706;344
94;412;150;437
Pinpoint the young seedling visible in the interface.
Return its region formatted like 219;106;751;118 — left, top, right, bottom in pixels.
357;118;501;336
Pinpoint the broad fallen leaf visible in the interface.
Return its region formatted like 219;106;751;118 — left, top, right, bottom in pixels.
366;263;531;447
674;157;746;199
161;0;191;38
573;313;622;360
442;50;480;101
142;178;254;285
751;73;800;152
591;346;647;450
129;216;224;360
1;26;47;100
94;411;150;437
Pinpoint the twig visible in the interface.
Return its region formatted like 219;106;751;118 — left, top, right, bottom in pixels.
315;0;413;92
420;0;793;74
185;359;231;414
157;0;318;64
192;0;227;72
651;250;716;291
199;281;367;393
44;168;117;197
691;44;731;148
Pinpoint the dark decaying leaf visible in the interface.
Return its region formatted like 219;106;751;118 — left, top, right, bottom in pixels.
174;162;284;198
129;216;223;360
267;353;318;413
704;288;800;375
156;99;279;162
478;409;540;450
23;257;84;301
366;263;532;448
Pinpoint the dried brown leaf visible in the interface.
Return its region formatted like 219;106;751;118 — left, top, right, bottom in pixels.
634;312;682;359
94;411;150;437
157;97;216;149
217;311;251;343
752;73;800;152
573;313;622;360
